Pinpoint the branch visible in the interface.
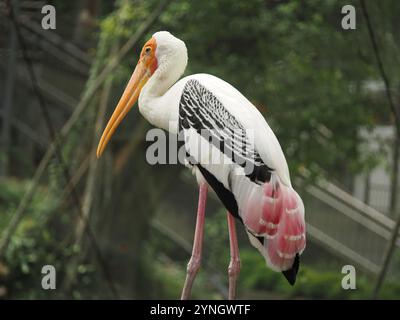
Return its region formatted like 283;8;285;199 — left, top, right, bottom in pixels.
360;0;400;132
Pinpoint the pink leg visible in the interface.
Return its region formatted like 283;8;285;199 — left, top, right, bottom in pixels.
181;182;208;300
227;212;240;300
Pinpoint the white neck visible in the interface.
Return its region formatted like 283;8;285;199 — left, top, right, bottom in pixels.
142;56;184;98
138;43;188;131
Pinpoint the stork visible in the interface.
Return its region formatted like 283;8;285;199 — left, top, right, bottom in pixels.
96;31;306;300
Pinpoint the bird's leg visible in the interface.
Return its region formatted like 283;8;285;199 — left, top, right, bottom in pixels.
181;182;208;300
227;212;240;300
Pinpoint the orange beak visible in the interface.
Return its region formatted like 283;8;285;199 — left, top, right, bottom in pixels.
96;38;157;158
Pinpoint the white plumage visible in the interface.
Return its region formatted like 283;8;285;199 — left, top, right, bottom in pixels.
97;31;306;299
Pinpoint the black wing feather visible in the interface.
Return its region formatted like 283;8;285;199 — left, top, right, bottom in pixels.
178;79;272;184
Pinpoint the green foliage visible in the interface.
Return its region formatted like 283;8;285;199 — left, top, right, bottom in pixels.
0;179;63;298
2;0;400;300
0;178;100;299
204;209;230;268
149;241;400;300
239;248;400;299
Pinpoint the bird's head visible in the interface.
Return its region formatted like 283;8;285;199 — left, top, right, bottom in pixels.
96;31;188;158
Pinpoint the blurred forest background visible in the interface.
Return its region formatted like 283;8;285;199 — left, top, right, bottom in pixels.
0;0;400;299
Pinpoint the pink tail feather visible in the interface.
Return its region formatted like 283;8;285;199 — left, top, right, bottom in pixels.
244;178;306;271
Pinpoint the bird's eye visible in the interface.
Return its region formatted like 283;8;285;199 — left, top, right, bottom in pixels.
145;47;151;54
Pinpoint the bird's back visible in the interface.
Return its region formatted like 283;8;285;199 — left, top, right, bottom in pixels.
185;74;291;185
176;73;306;282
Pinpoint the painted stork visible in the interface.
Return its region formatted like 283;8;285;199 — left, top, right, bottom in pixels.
96;31;306;300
